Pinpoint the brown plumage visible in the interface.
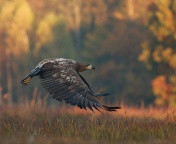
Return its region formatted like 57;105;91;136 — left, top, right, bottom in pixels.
21;58;121;112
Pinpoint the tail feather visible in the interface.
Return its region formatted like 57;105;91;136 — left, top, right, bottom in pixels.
21;66;41;85
21;76;31;85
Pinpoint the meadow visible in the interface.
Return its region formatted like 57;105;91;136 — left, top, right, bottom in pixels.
0;103;176;144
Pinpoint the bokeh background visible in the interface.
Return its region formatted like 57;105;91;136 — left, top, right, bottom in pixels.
0;0;176;108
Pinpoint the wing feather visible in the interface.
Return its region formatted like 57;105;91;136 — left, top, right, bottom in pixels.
70;94;82;106
52;89;70;100
92;103;101;112
65;93;79;103
49;84;69;94
62;92;78;102
87;101;94;112
39;62;120;112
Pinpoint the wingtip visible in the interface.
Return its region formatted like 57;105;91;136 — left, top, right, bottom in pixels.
102;93;110;96
102;105;121;112
94;92;110;97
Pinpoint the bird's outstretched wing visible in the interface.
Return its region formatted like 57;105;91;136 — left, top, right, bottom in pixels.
78;73;110;97
40;67;120;112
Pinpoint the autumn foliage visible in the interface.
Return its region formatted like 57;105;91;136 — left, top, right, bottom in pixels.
152;75;173;106
0;0;176;107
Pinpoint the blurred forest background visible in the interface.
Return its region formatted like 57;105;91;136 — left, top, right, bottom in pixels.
0;0;176;108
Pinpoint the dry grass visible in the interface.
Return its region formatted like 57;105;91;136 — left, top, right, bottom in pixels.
0;104;176;144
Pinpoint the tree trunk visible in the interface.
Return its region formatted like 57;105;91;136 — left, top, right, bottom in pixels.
74;1;81;60
0;82;2;106
5;50;13;107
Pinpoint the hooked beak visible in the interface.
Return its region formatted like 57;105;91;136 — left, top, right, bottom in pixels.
86;65;95;70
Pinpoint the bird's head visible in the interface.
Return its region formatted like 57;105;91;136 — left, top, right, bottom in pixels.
77;63;95;72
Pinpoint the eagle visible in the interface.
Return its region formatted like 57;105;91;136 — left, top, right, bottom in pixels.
21;58;121;112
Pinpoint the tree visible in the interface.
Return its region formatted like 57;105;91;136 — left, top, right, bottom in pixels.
0;0;34;105
139;0;176;107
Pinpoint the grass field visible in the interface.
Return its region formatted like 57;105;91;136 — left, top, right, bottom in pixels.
0;104;176;144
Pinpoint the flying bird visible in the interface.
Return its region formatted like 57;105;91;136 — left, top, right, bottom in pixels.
21;58;121;112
